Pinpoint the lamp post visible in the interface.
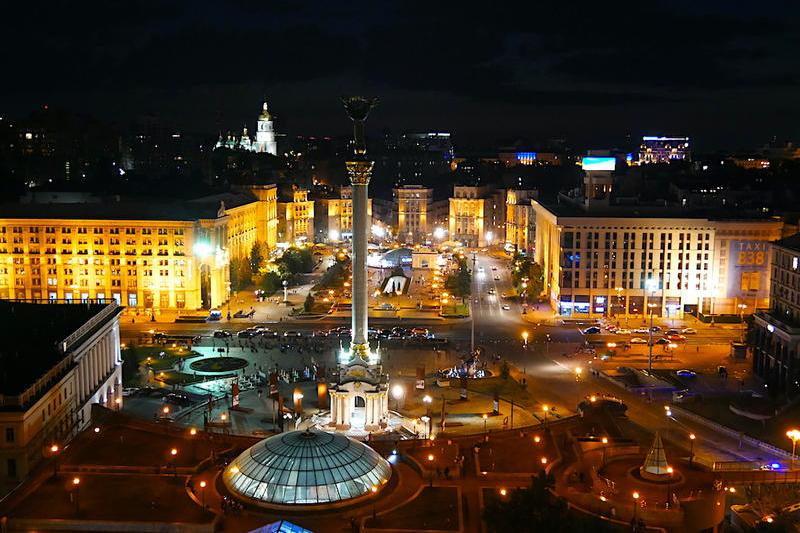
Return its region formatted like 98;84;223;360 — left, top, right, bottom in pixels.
666;466;674;507
689;433;696;466
601;437;609;467
371;485;378;519
427;454;435;487
483;413;488;434
72;476;81;516
423;395;432;437
787;429;800;469
647;302;657;372
738;304;748;342
391;384;404;411
282;280;289;304
542;404;549;428
522;331;529;347
50;443;60;475
199;480;207;507
632;491;640;525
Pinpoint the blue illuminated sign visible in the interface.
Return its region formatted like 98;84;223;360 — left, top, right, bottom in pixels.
582;157;616;171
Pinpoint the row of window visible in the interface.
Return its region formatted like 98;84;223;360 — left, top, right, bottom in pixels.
3;227;184;235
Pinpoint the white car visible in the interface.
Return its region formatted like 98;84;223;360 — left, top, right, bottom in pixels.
616;329;632;335
502;305;511;310
633;328;650;334
630;337;648;344
682;328;697;334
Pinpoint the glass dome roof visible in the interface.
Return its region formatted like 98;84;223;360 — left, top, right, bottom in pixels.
223;429;392;506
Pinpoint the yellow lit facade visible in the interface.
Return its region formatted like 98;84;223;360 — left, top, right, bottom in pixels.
278;188;314;244
0;187;278;311
394;185;432;243
318;187;372;241
448;186;505;248
505;189;537;253
531;201;784;317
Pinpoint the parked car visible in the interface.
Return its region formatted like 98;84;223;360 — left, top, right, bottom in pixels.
122;387;140;397
630;337;648;344
411;327;430;337
213;330;232;338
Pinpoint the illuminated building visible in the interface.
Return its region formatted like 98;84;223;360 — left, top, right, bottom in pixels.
532;201;782;317
393;185;432;244
316;187;372;242
753;234;800;392
277;187;314;245
639;136;691;164
505;189;537;253
0;186;278;310
498;151;562;167
215;99;277;155
0;300;122;492
448;186;505;248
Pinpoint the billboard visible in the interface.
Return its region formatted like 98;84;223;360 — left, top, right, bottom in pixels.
582;156;616;171
726;240;770;298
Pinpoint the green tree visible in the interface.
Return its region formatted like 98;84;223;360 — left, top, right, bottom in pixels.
249;242;264;274
483;471;608;533
230;257;253;291
511;254;544;299
445;256;472;300
260;270;283;296
121;345;140;385
278;247;314;275
304;293;315;313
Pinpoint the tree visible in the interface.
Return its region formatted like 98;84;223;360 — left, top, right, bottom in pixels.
483;471;609;533
230;257;252;291
260;270;283;296
249;242;264;274
445;256;472;300
278;247;314;275
121;345;140;385
511;254;544;299
304;293;315;313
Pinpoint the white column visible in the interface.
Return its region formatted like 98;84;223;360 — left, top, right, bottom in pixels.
366;396;374;426
80;361;88;400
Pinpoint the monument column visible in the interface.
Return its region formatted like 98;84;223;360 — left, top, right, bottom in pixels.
343;96;378;361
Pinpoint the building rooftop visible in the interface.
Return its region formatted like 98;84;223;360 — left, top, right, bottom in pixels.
0;192;257;222
0;301;113;396
774;233;800;253
536;199;779;222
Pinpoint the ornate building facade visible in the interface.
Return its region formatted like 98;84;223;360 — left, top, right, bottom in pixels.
215;100;277;155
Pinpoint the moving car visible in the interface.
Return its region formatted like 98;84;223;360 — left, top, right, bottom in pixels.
616;329;632;335
582;326;602;335
283;331;303;338
494;276;500;281
682;328;697;334
666;334;686;341
501;304;511;310
213;330;232;338
630;337;648;344
675;369;697;378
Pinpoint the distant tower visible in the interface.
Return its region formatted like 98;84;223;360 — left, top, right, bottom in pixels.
256;100;277;155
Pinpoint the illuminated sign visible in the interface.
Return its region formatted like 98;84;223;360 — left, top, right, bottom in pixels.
727;240;769;298
516;152;537;165
582;157;616;171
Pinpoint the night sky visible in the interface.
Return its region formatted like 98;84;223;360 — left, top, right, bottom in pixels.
2;0;799;149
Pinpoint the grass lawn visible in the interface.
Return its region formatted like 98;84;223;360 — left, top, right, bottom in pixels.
128;346;202;372
441;304;469;317
154;371;216;386
478;433;553;473
466;376;535;409
365;486;459;530
11;474;214;523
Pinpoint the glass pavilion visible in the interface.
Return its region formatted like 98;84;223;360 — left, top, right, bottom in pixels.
223;429;392;507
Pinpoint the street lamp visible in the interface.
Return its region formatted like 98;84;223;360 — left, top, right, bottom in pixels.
72;476;81;515
787;429;800;469
738;304;748;342
601;437;609;467
371;485;379;519
647;302;657;372
542;404;549;427
423;394;433;436
632;491;640;524
199;480;207;507
689;433;696;466
666;466;674;507
483;413;488;434
575;367;583;380
427;454;435;487
522;331;529;347
391;384;404;411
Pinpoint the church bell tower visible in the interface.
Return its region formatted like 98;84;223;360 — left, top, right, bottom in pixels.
256;100;277;155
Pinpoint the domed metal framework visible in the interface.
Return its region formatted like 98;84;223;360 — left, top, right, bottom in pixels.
223;430;391;507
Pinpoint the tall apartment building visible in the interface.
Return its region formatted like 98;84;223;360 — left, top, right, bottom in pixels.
448;186;505;248
505;189;537;254
277;187;314;245
753;234;800;392
532;201;782;317
0;186;278;311
393;185;433;244
0;300;122;492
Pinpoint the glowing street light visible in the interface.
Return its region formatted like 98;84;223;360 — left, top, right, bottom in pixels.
391;384;404;411
542;405;549;427
483;413;488;433
522;331;529;346
199;480;207;507
787;429;800;469
499;488;508;496
689;433;696;466
427;454;435;486
633;491;640;523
